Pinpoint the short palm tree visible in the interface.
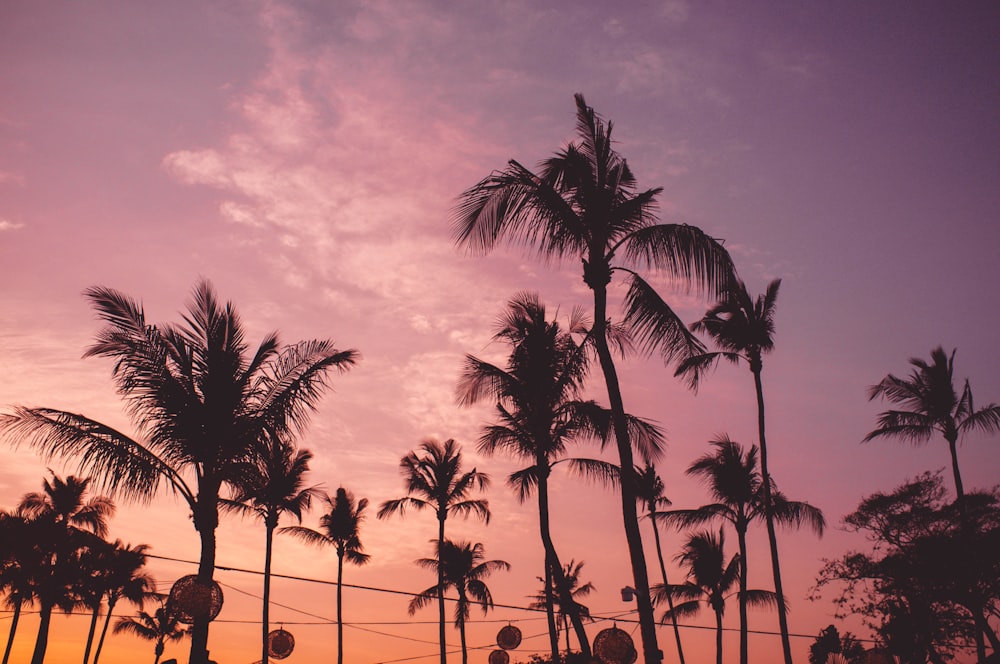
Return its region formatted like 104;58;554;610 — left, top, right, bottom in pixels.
674;277;797;663
226;436;320;664
0;510;36;664
88;540;155;664
454;94;734;664
17;474;113;664
0;280;357;664
410;540;509;664
281;486;370;664
113;602;187;664
656;529;778;664
657;437;824;664
864;346;1000;501
529;559;595;658
378;438;490;664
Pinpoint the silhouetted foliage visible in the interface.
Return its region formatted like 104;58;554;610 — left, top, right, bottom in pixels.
528;559;594;657
808;625;865;664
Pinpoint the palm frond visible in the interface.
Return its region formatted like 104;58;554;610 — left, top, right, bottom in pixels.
622;272;705;365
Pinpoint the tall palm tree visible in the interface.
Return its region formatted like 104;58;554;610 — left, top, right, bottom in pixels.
657;437;824;664
673;277;797;663
458;292;655;660
113;602;187;664
633;464;685;664
91;541;155;664
378;438;490;664
864;346;1000;501
0;280;357;664
0;510;37;664
17;474;113;664
410;540;509;664
454;94;734;663
529;559;595;658
656;529;778;664
281;487;370;664
225;436;320;664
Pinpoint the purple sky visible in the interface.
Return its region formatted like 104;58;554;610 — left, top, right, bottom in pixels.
2;2;999;662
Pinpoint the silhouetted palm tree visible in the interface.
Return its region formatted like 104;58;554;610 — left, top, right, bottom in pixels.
378;439;490;664
113;602;187;664
657;437;824;664
529;559;595;658
281;486;370;664
864;346;1000;501
17;474;113;664
674;277;797;663
459;293;652;660
86;540;155;664
656;529;778;664
226;436;320;664
0;510;36;664
410;540;509;664
454;94;734;664
633;464;685;664
0;280;357;664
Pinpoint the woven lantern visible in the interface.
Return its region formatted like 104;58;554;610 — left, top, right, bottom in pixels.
496;624;522;650
167;575;224;624
268;628;295;659
488;650;511;664
593;625;635;664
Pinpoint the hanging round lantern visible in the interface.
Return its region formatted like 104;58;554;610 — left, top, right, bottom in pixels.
496;624;522;650
593;625;635;664
268;628;295;659
167;575;224;624
488;650;510;664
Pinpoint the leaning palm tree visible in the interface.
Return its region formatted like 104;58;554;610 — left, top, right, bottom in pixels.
454;94;734;664
410;540;510;664
281;487;371;664
225;436;320;664
378;438;490;664
17;474;113;664
529;559;595;658
90;541;155;664
674;277;797;663
458;292;654;659
113;602;187;664
657;437;824;664
864;346;1000;501
656;529;778;664
633;464;686;664
0;280;357;664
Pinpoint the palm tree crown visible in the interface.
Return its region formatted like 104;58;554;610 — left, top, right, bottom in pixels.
864;346;1000;500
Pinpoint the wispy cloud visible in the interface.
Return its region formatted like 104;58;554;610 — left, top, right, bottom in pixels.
0;218;24;231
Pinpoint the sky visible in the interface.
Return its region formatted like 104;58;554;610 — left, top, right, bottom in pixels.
2;1;999;662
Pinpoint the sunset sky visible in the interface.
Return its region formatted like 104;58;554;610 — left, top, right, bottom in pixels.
2;1;999;663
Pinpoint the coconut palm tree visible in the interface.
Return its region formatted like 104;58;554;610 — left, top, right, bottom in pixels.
864;346;1000;502
378;438;490;664
529;559;595;658
90;541;155;664
0;510;37;664
458;292;655;660
113;602;187;664
454;94;734;663
225;436;320;664
16;474;113;664
674;277;798;663
656;529;778;664
657;437;824;664
281;487;370;664
410;540;509;664
633;464;685;664
0;280;357;664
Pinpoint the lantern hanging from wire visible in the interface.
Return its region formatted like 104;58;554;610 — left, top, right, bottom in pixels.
593;624;635;664
167;575;224;624
496;623;522;650
488;649;511;664
268;628;295;659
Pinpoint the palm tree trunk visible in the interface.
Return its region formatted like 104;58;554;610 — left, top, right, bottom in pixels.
92;598;116;664
752;365;793;664
190;492;218;664
30;601;53;664
437;515;447;664
459;599;468;664
946;432;965;501
736;525;749;664
337;552;344;664
715;608;723;664
650;512;686;664
2;602;21;664
82;605;100;664
543;554;559;661
154;638;164;664
538;471;590;658
262;520;275;664
591;283;660;664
